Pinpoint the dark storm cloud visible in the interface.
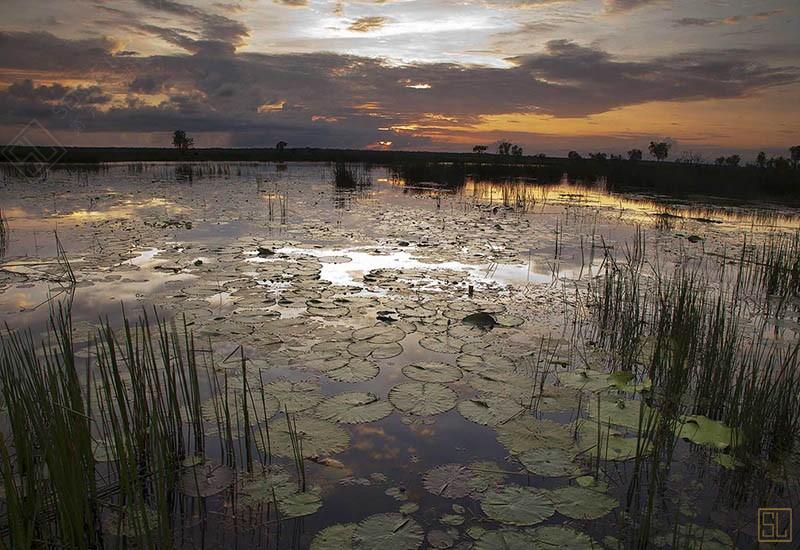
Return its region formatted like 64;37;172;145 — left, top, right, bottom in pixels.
0;32;797;147
133;0;249;46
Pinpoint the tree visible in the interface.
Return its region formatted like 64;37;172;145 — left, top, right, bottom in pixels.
648;141;671;161
725;155;741;167
276;141;287;153
589;152;607;161
790;145;800;168
511;144;523;157
172;130;194;152
756;151;766;168
627;149;643;161
715;157;726;166
567;151;582;161
473;145;488;154
497;141;513;156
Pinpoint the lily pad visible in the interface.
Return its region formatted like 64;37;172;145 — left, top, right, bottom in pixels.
423;462;506;498
402;362;463;383
326;358;381;383
311;523;356;550
352;513;425;550
518;448;583;478
474;529;539;550
180;461;234;497
264;379;323;413
495;416;575;455
348;340;403;359
314;392;393;424
264;415;350;458
530;525;597;549
480;485;554;526
652;523;735;550
238;465;295;507
589;397;656;431
419;335;465;354
278;486;323;518
352;325;406;344
676;415;738;450
457;396;523;426
548;485;618;519
389;382;457;416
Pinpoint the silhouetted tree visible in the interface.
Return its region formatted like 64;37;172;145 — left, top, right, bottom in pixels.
589;152;607;161
473;145;488;154
725;155;741;167
648;141;671;161
756;151;767;168
497;141;513;156
567;151;582;161
791;145;800;168
172;130;194;152
627;149;643;161
511;145;523;157
715;156;726;166
276;141;287;153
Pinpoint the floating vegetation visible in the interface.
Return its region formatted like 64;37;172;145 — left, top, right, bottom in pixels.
1;162;798;547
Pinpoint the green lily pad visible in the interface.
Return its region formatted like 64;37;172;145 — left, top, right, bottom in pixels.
457;396;523;426
419;335;465;354
676;415;739;450
352;513;425;550
548;485;618;519
422;462;506;498
474;529;539;550
518;448;583;478
389;382;457;416
530;525;597;549
402;362;462;383
480;485;554;526
348;341;403;359
263;415;350;458
400;502;419;514
311;523;356;550
652;523;735;550
427;529;456;549
495;416;575;455
278;486;323;518
264;379;323;413
180;461;234;497
559;369;613;392
589;397;656;430
352;325;406;344
238;465;295;508
326;358;380;383
314;392;393;424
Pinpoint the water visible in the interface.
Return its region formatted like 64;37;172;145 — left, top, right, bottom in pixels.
0;162;798;548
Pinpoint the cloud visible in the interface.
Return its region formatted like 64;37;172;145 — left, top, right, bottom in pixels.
274;0;308;6
603;0;662;14
674;9;785;28
0;32;796;148
348;16;390;32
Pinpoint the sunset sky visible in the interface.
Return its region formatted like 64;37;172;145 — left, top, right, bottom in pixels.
0;0;797;159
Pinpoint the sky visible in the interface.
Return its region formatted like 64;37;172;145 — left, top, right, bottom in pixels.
0;0;798;159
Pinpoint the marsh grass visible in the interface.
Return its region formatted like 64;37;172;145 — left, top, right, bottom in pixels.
332;162;370;189
588;236;800;546
0;210;8;260
0;305;283;548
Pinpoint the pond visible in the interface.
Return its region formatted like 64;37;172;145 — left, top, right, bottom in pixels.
0;162;798;549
